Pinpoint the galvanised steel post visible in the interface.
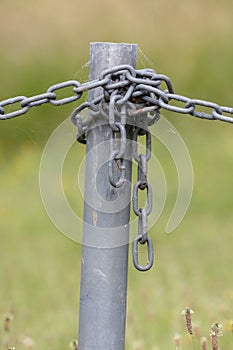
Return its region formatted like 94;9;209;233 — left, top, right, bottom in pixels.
78;42;138;350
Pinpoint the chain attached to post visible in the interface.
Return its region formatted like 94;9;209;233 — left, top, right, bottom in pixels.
108;96;127;188
108;120;127;188
1;64;233;272
0;65;233;123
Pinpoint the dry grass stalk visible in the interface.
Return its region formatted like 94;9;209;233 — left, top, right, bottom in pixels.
201;336;207;350
181;307;194;335
210;323;222;350
4;313;14;333
2;335;9;348
193;323;200;339
174;334;181;350
211;333;218;350
69;339;78;350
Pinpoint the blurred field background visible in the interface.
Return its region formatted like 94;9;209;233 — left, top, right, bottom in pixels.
0;0;233;349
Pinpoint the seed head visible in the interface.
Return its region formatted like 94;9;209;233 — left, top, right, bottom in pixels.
181;307;194;335
210;323;223;350
3;313;14;332
210;323;223;337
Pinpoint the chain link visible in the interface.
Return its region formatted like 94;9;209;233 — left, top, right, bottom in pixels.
132;127;154;271
1;64;233;272
0;65;232;124
108;121;127;188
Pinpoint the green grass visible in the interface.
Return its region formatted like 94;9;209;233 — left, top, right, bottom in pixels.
0;0;233;348
0;137;233;349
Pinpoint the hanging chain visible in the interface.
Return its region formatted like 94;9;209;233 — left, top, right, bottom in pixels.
1;64;233;271
132;127;154;271
108;95;127;188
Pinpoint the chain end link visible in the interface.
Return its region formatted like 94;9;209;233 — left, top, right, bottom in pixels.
132;236;154;272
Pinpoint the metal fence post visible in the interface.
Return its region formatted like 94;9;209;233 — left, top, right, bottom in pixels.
78;42;138;350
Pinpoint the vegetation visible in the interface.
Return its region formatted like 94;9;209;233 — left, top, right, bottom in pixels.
0;0;233;349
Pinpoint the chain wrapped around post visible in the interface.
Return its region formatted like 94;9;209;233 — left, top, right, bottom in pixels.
1;64;233;123
1;64;233;271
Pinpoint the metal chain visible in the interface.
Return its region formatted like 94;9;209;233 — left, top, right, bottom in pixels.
1;64;233;272
108;119;127;188
132;127;154;271
0;64;232;124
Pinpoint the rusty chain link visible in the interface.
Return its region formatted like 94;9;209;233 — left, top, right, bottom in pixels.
1;64;233;271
